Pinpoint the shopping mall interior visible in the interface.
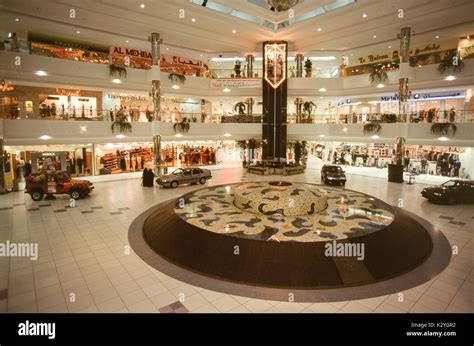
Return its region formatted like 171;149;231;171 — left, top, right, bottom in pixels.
0;0;473;318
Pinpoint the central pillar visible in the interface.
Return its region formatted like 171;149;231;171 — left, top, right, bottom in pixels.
149;32;162;121
262;41;288;163
295;54;304;77
398;27;411;124
246;54;254;78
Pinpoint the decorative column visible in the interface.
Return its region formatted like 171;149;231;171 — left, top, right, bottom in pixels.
0;137;5;193
246;54;254;78
398;27;411;125
149;32;162;121
262;41;288;163
295;54;304;77
294;97;303;123
153;135;161;175
246;97;254;116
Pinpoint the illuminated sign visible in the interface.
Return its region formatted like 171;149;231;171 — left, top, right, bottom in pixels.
264;42;287;88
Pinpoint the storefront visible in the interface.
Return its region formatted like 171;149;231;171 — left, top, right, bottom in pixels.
94;142;153;175
159;140;221;168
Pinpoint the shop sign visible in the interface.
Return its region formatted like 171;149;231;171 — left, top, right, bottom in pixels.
55;88;81;96
110;46;152;60
211;79;261;89
42;152;56;156
161;54;204;68
107;94;149;101
380;91;462;101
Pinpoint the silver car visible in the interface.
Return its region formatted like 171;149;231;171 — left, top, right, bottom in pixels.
156;167;212;188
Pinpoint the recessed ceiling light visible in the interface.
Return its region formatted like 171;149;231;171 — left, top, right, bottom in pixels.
200;54;203;57
39;135;51;140
76;30;81;34
376;83;384;88
232;29;236;34
435;35;439;39
35;70;48;76
172;84;180;89
80;126;87;132
350;53;353;56
125;40;129;43
140;4;145;8
166;47;169;51
112;79;122;84
15;18;19;22
467;35;470;39
224;133;232;137
223;88;230;93
363;13;367;18
371;135;380;139
116;134;126;139
445;75;456;81
321;48;325;51
319;134;325;138
192;18;196;22
319;87;327;92
317;27;321;32
343;127;348;132
388;45;392;49
175;133;183;138
438;136;449;141
373;35;377;38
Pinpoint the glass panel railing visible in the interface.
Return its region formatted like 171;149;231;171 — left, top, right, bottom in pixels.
210;69;263;79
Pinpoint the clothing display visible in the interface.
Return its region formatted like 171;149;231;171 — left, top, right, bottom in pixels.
97;147;152;175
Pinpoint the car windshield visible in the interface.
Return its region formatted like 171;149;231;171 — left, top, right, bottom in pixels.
172;169;184;176
326;166;343;173
441;180;456;187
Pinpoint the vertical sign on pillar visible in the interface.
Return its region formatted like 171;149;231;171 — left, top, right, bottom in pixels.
295;54;303;78
153;135;161;175
246;54;254;78
262;41;288;163
150;32;162;121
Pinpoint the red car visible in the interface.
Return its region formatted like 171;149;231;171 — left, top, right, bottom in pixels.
25;171;94;201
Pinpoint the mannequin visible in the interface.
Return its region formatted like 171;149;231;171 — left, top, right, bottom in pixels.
125;154;130;171
131;155;137;171
137;156;142;170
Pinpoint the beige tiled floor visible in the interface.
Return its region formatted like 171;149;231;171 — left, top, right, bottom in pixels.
0;165;473;313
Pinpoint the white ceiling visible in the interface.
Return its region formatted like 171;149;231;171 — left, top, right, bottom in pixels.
0;0;473;59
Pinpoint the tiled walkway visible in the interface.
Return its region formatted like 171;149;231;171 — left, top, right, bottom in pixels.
0;166;473;313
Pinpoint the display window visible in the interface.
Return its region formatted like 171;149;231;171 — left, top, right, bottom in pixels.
95;142;153;175
0;96;20;119
30;42;109;64
159;141;221;167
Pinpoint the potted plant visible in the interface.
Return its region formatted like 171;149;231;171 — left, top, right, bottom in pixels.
369;65;388;83
173;118;191;133
168;73;186;84
430;123;457;136
234;101;246;115
234;60;242;78
438;50;464;74
109;64;127;78
363;123;382;134
304;58;312;77
111;120;132;134
302;101;316;123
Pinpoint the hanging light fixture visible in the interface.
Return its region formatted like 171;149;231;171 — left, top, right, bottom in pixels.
266;0;299;12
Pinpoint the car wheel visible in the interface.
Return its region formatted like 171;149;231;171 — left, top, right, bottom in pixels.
70;190;81;200
447;196;457;205
170;181;179;188
199;177;206;184
31;190;44;201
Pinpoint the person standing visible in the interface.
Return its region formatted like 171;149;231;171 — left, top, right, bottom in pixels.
142;165;154;187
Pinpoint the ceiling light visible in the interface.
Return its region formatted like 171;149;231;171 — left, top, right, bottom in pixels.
223;88;230;93
467;35;470;40
317;27;321;32
192;18;196;22
319;134;325;138
35;70;48;76
435;35;439;39
438;136;449;141
39;135;52;140
343;127;348;132
224;133;232;137
376;83;384;88
15;18;19;22
76;30;80;34
363;13;367;18
116;134;126;139
172;84;180;89
140;4;145;8
125;40;129;43
80;126;87;132
175;134;183;138
319;87;326;92
445;75;456;81
373;35;377;38
112;79;122;84
388;45;392;49
232;29;236;34
371;135;380;139
321;48;325;51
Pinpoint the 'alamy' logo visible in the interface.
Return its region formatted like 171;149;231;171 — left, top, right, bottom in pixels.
18;320;56;339
0;241;38;261
324;240;365;261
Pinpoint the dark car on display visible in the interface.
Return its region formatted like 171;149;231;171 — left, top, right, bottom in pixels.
421;179;474;205
156;167;212;188
25;171;94;201
321;164;347;186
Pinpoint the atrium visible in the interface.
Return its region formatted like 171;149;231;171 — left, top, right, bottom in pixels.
0;0;473;320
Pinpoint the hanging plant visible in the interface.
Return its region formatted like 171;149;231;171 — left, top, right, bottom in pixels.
111;121;132;134
302;101;316;115
369;68;388;83
363;123;382;134
173;118;190;133
234;102;247;115
438;50;464;74
430;123;457;136
168;73;186;84
109;64;127;78
234;60;242;77
304;58;312;77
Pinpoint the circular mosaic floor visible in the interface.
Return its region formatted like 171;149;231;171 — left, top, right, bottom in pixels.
129;182;452;302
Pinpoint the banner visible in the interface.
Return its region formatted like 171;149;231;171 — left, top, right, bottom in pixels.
211;79;261;88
